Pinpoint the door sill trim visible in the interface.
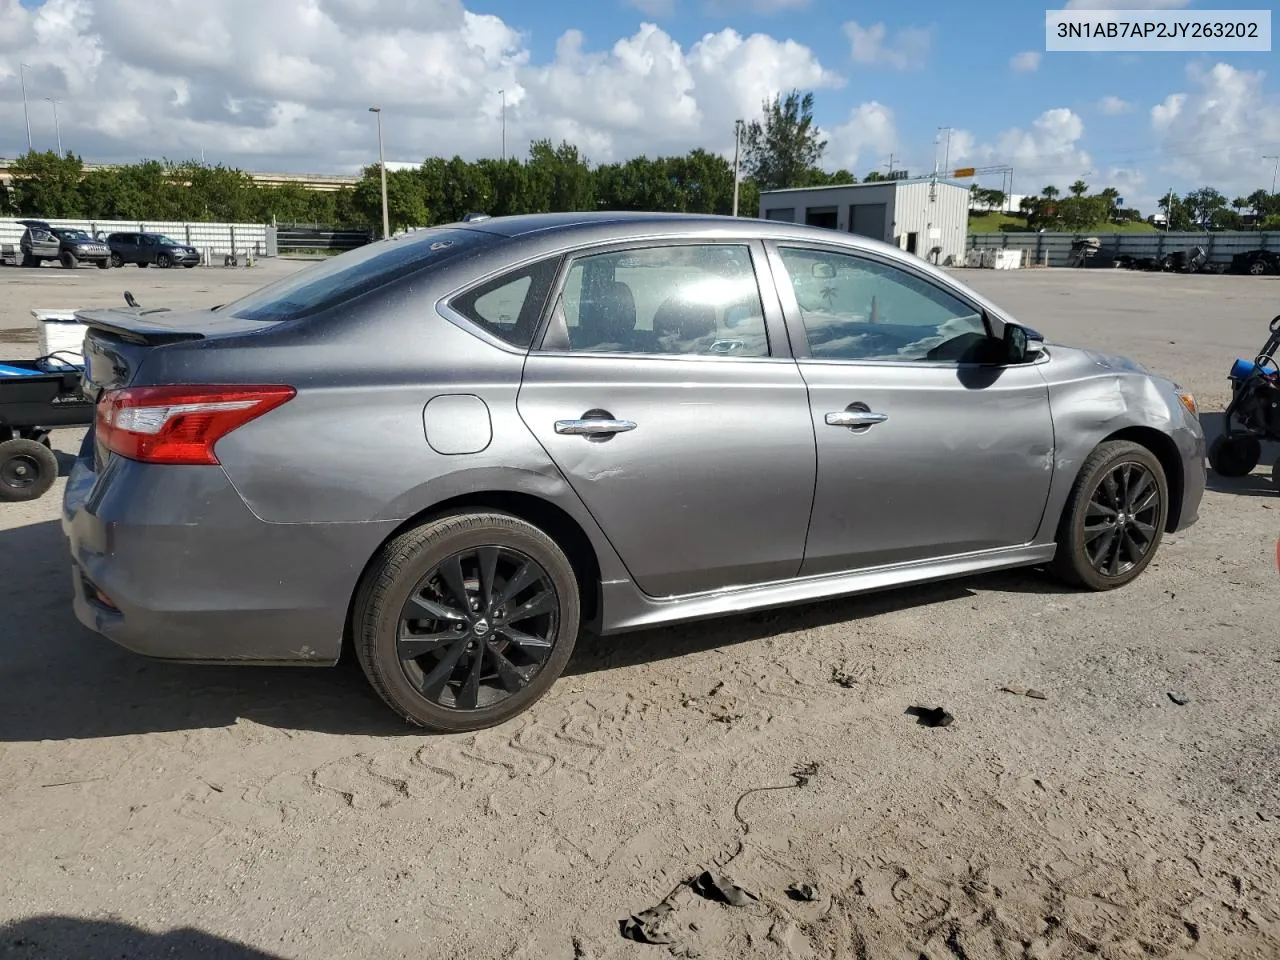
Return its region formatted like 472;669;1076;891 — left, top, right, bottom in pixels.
601;543;1057;633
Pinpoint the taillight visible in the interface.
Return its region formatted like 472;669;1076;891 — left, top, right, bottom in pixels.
97;384;295;465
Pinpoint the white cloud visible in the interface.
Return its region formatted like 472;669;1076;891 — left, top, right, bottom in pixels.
843;21;931;71
947;108;1093;194
1064;0;1190;8
626;0;676;18
824;101;898;175
1149;62;1280;197
1098;95;1132;115
0;0;843;171
1010;51;1041;73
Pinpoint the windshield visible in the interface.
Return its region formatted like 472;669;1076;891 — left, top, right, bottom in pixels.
155;236;179;245
54;229;92;242
217;227;491;322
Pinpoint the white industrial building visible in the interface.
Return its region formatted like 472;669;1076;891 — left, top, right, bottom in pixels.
757;178;971;267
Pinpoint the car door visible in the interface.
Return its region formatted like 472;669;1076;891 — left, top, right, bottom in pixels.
765;240;1055;576
33;228;59;259
139;234;160;263
115;233;138;261
515;239;817;598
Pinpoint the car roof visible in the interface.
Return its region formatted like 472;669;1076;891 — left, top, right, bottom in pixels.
449;210;918;257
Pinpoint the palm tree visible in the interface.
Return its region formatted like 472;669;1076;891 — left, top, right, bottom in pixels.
1069;179;1088;198
1041;185;1060;200
1098;186;1119;220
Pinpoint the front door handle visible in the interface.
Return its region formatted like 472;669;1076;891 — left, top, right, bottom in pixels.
555;418;637;437
825;409;888;428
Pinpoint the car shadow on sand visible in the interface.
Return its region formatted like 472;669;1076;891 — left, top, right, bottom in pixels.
1200;411;1279;498
0;916;287;960
0;517;1072;743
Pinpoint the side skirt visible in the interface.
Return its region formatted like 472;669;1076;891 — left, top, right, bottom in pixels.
600;543;1059;634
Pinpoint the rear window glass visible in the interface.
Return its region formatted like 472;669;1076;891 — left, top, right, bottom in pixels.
218;228;490;322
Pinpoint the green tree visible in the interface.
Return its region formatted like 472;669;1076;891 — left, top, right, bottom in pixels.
525;139;595;213
9;149;85;216
1183;186;1226;226
352;164;430;233
1068;179;1088;198
741;89;826;191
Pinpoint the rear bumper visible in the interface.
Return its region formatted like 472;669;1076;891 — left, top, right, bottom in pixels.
62;454;397;664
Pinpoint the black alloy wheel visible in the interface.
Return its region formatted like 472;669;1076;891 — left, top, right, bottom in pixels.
1051;440;1169;590
397;545;559;711
354;512;580;731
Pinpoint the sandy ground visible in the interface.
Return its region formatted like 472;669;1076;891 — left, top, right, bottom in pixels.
1;258;1278;960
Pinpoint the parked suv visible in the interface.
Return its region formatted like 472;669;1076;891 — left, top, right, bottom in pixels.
17;219;111;269
106;232;200;269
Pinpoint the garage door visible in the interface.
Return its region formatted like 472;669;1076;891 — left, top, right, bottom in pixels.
849;203;887;240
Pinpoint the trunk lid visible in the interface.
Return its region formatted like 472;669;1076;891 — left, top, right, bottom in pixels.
75;306;283;400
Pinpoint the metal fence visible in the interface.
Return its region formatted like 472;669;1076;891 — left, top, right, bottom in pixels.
0;217;274;261
275;225;373;252
965;230;1279;268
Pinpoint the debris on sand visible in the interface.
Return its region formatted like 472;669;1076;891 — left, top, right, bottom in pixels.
906;706;954;728
690;871;758;907
1001;685;1048;700
619;899;677;944
786;882;819;902
1168;691;1191;706
831;665;859;688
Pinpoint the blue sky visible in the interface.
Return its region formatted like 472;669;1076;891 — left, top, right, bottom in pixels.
3;0;1279;210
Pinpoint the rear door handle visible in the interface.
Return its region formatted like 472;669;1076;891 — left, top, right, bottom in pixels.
555;418;637;436
825;410;888;428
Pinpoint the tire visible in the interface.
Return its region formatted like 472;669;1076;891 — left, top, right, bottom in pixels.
1272;457;1280;491
20;254;37;268
353;511;581;731
1248;259;1270;276
0;438;59;502
110;253;124;268
96;259;110;269
59;251;78;269
157;253;172;268
183;263;196;268
137;262;148;268
1050;440;1169;591
1208;434;1261;477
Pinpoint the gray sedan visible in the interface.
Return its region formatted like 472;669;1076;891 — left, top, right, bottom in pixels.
62;212;1205;731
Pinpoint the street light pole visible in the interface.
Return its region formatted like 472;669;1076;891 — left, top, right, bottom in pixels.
499;88;506;162
1265;155;1280;195
45;98;62;156
731;118;743;217
369;106;389;240
19;63;32;152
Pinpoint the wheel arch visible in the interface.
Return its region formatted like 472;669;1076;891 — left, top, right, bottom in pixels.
1098;425;1185;531
341;490;604;661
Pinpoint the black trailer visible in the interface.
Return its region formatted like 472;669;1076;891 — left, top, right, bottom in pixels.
0;358;94;502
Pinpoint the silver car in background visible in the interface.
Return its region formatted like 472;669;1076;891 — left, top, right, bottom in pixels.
62;212;1205;731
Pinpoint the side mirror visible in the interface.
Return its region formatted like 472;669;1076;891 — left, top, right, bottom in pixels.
1003;323;1030;364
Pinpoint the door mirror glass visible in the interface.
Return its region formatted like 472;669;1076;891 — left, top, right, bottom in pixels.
1003;323;1029;364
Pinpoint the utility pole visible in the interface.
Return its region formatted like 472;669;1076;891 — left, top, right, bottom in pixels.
1265;155;1280;195
500;89;506;162
19;63;32;152
1164;186;1174;231
45;98;62;155
882;153;896;178
369;106;389;240
936;126;953;175
731;118;744;217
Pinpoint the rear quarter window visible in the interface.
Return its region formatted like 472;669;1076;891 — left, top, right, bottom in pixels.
448;257;561;349
218;228;492;323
